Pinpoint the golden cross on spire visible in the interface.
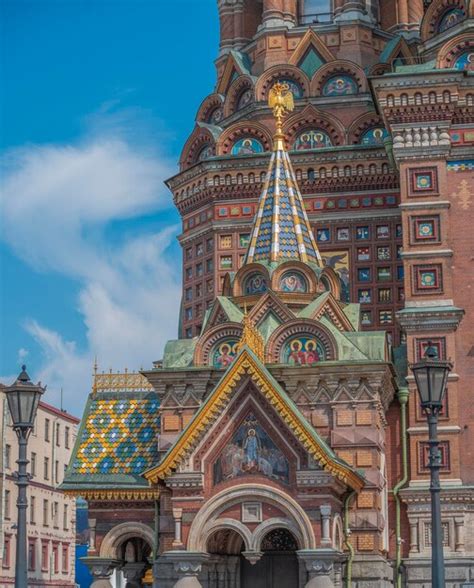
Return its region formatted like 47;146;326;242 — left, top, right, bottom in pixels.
268;82;294;150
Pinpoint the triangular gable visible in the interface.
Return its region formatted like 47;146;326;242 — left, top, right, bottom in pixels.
289;30;334;78
299;293;355;332
249;290;295;327
380;35;414;66
203;297;244;333
217;50;252;95
145;347;363;491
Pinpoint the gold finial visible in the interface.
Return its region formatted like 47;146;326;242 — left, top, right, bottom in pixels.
238;312;265;361
268;82;294;150
92;356;98;396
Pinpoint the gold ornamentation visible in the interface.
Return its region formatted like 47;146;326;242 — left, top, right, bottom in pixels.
452;180;471;210
93;368;153;393
145;350;363;491
237;312;265;361
63;488;160;500
268;82;294;150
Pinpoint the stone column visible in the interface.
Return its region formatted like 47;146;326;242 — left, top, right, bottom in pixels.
262;0;286;28
81;557;121;588
172;508;184;549
154;551;209;588
335;0;369;22
409;520;419;554
88;518;97;552
122;562;147;588
297;549;342;588
320;505;332;548
454;517;465;553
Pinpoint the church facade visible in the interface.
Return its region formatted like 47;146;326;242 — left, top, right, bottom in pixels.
62;1;474;587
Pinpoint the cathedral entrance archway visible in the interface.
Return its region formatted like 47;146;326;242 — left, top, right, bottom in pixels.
240;528;299;588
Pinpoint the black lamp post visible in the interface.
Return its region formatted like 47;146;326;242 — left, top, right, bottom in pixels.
4;365;45;588
410;343;452;588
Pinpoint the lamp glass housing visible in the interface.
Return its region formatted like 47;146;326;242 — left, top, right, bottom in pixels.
411;359;451;410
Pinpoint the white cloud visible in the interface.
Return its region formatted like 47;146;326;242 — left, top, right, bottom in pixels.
0;111;182;415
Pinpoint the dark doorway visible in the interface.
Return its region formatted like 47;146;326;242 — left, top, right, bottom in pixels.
240;529;299;588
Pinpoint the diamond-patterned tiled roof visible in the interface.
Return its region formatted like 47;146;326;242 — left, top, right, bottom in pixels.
63;391;159;490
245;146;321;266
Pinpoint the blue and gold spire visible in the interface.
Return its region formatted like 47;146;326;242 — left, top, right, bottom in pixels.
245;82;322;267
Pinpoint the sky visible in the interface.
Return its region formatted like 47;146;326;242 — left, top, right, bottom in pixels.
0;0;219;414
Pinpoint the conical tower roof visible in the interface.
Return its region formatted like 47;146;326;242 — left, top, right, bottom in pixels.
245;83;322;267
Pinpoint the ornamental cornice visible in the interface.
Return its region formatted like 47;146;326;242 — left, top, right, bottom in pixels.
401;249;453;259
396;307;464;332
63;488;160;501
165;473;204;489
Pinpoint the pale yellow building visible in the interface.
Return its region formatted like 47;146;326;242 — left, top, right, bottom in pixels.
0;395;79;587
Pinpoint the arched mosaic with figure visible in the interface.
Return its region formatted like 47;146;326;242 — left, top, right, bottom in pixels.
293;130;332;150
244;272;268;295
213;413;289;485
237;88;253;110
197;144;213;161
322;75;358;96
212;340;239;368
360;127;388;145
454;51;474;71
231;137;264;156
283;336;325;365
272;79;303;99
279;271;308;293
438;8;464;33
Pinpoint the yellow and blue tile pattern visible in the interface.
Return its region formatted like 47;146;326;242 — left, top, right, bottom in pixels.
70;394;159;477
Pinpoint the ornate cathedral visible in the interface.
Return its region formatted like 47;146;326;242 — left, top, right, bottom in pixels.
62;1;474;586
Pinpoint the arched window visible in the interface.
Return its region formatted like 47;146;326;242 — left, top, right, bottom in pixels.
293;129;332;150
231;137;264;156
283;335;325;365
236;88;254;110
197;144;213;161
211;340;239;368
454;51;474;71
244;273;267;295
438;8;465;33
307;168;315;180
360;127;389;145
279;271;308;293
322;75;358;96
272;78;303;99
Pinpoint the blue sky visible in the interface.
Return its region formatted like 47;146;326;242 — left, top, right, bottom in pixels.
0;0;219;413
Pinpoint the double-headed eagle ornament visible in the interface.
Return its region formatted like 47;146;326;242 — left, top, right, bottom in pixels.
268;82;294;138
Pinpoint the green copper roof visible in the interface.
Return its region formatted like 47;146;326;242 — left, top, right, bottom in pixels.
162;338;196;368
258;311;282;342
298;292;331;318
343;304;361;330
394;59;436;73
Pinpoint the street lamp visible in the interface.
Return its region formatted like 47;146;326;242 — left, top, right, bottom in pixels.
4;365;45;588
410;343;452;588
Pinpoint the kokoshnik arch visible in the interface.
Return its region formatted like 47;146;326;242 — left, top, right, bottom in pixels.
62;1;474;587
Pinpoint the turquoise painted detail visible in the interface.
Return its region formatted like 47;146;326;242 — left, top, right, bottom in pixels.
298;47;324;78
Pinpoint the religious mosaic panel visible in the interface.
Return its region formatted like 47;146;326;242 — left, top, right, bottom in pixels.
320;250;350;301
438;7;465;32
293;129;332;150
283;335;325;365
209;106;223;125
244;272;268;294
197;144;213;161
231;137;264;156
360;127;388;145
212;340;239;368
322;75;358;96
454;51;474;71
273;79;303;99
213;413;289;485
237;88;254;110
279;271;308;293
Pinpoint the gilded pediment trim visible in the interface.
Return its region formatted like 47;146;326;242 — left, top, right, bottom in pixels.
144;348;363;491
